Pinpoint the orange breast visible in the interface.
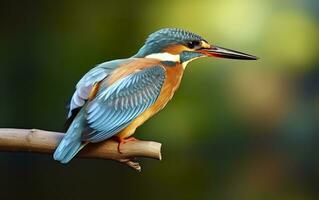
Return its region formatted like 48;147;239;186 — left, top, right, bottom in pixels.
117;61;185;138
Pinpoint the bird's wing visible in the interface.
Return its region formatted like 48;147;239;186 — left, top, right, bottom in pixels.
82;65;166;142
68;59;127;118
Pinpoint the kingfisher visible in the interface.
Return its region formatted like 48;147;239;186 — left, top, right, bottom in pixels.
53;28;258;163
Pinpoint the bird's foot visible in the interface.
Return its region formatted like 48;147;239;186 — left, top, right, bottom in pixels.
116;137;139;154
118;158;141;172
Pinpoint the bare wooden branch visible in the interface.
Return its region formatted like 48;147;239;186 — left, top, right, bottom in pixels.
0;128;162;171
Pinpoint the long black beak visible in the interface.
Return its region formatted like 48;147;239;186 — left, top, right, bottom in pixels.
199;45;259;60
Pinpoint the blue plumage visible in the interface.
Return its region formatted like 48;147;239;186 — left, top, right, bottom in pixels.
68;59;128;118
83;66;166;142
134;28;204;57
53;110;86;163
54;64;166;163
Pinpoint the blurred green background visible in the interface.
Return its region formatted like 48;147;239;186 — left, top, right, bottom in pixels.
1;0;318;199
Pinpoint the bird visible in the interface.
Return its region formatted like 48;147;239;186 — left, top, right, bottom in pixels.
53;28;258;163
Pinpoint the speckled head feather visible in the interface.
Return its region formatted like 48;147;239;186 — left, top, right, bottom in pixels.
134;28;206;57
146;28;204;45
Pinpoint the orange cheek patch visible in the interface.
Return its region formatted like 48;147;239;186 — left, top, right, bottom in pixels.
163;44;189;54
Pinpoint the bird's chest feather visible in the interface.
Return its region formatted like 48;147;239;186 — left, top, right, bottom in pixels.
151;63;184;111
117;62;185;138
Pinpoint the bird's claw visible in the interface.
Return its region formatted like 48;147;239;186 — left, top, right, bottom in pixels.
116;137;139;154
118;158;141;172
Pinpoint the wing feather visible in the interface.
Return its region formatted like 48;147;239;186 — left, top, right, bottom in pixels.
82;66;166;142
67;59;127;118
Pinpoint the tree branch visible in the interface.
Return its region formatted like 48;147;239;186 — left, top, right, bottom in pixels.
0;128;162;172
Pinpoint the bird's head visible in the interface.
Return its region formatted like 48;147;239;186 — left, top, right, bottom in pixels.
134;28;258;67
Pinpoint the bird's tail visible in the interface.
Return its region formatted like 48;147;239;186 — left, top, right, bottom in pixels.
53;112;87;163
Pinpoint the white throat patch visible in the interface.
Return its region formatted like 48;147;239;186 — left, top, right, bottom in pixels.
145;53;180;62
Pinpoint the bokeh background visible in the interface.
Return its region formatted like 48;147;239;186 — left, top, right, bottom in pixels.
1;0;318;199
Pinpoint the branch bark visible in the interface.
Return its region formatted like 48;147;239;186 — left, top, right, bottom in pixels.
0;128;162;172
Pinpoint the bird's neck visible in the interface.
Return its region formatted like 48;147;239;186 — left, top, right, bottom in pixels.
145;52;180;62
133;50;203;69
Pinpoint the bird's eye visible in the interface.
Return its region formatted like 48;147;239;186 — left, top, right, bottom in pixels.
187;41;200;49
